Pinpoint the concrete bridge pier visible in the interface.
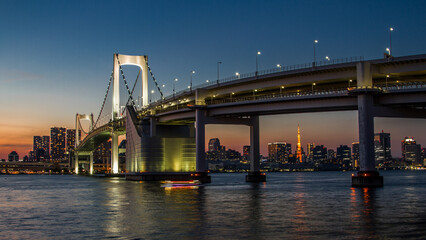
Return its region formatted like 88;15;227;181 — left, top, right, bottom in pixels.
246;115;266;182
74;153;79;174
352;62;383;187
195;108;211;183
89;152;94;175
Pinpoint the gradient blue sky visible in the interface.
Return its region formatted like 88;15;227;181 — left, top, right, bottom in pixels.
1;0;425;159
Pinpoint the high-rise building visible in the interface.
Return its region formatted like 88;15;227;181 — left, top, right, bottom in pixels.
243;145;250;161
50;127;67;162
208;138;221;152
312;145;327;162
8;151;19;162
402;137;421;166
352;142;360;168
66;129;79;153
421;148;426;166
306;143;314;162
337;145;351;161
327;149;336;159
374;132;391;165
268;142;291;162
296;124;302;163
33;136;50;161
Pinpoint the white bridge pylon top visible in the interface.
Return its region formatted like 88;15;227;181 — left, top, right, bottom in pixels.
113;53;148;120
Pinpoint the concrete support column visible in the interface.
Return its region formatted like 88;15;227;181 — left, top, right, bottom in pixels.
150;117;157;137
74;153;79;174
352;61;383;187
89;152;94;175
250;116;260;172
195;109;206;172
111;132;119;174
246;115;265;182
357;94;376;172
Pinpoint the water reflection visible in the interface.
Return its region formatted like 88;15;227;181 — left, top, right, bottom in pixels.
350;187;378;238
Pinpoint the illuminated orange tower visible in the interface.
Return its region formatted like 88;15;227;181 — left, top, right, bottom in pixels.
297;124;302;163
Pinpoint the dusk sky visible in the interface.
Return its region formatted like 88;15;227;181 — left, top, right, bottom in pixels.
1;0;425;159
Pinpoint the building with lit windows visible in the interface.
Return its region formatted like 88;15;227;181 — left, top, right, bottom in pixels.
8;151;19;162
208;138;221;152
33;136;50;162
402;137;422;166
50;127;66;162
352;142;360;168
374;132;391;165
268;142;291;162
337;145;351;161
312;145;327;162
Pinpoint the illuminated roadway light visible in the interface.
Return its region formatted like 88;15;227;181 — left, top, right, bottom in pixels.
314;40;318;43
390;27;394;31
206;80;209;83
257;51;261;55
386;75;390;78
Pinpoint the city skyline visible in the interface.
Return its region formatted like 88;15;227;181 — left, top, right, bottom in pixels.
1;0;426;159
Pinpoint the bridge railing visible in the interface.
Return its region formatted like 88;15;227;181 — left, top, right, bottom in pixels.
375;81;426;91
205;89;350;105
168;56;364;99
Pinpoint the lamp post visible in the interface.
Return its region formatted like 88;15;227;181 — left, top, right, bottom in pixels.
389;27;394;56
348;79;353;88
280;86;284;94
312;82;316;92
253;89;258;99
173;78;178;98
386;48;390;55
217;61;222;85
235;72;240;79
313;40;318;67
277;64;282;71
230;92;235;101
325;56;330;61
256;51;261;76
190;70;195;91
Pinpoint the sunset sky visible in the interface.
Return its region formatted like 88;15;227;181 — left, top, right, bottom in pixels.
1;0;425;159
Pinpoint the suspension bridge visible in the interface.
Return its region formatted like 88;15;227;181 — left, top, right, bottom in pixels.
74;53;426;186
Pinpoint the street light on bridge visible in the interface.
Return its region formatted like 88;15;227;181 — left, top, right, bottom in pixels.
150;90;155;103
256;51;261;76
190;70;195;91
312;82;316;92
348;79;353;88
389;27;394;56
280;86;284;94
277;64;282;71
325;56;330;61
235;72;240;79
313;40;318;67
173;78;178;98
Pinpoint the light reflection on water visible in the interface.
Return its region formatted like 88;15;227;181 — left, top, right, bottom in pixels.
0;171;426;239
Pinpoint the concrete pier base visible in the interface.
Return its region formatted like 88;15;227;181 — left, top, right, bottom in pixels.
246;171;266;182
125;172;211;183
352;171;383;187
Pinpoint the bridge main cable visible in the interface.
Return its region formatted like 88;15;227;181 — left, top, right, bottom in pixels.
94;71;113;129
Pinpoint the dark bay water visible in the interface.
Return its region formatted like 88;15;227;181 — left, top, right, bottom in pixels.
1;171;426;239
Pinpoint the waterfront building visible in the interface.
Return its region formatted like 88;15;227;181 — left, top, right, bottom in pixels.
208;138;221;152
8;151;19;162
336;145;351;161
94;141;112;172
374;132;391;165
306;143;314;162
242;145;250;162
327;149;336;159
312;145;327;162
50;127;67;162
402;137;422;166
33;136;50;162
268;142;291;162
352;142;360;168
